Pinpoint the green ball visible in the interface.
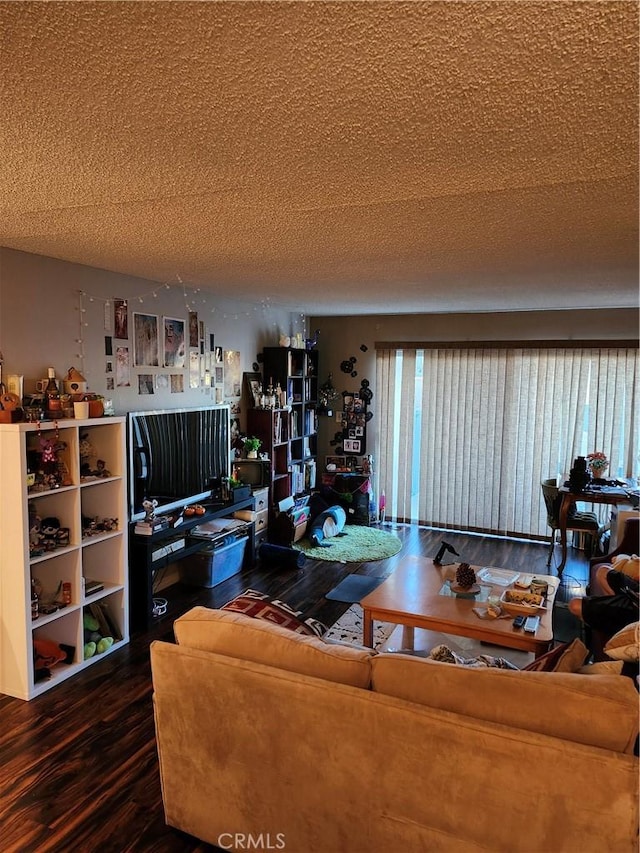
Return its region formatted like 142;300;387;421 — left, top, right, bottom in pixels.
84;641;97;659
83;613;100;632
96;637;114;654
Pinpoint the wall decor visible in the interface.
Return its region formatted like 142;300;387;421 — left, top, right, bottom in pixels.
170;374;184;393
115;346;130;387
138;374;154;394
163;317;186;368
189;311;199;347
244;372;262;408
114;298;128;339
341;390;367;454
189;351;200;389
133;313;159;367
224;350;241;401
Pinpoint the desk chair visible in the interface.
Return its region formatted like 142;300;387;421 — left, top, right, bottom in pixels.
541;478;601;567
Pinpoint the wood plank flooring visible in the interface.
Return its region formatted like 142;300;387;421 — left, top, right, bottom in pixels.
0;524;589;853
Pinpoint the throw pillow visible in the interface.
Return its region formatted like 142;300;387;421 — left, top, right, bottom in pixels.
577;660;624;675
221;588;327;637
522;638;588;672
604;621;640;662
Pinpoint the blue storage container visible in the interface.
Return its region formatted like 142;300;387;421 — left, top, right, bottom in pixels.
180;535;248;588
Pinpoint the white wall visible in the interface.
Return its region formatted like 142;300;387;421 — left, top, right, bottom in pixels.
310;308;638;469
0;248;302;424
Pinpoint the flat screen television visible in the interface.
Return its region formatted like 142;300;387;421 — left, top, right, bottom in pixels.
127;405;230;522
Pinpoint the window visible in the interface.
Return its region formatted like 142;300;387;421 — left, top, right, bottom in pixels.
375;345;639;539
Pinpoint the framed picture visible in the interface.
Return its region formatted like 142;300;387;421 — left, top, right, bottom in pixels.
133;313;159;367
188;311;199;347
163;317;186;367
326;455;348;471
244;372;262;407
114;298;128;339
344;438;361;454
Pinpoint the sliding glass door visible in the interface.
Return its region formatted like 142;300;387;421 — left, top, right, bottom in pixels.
375;345;639;539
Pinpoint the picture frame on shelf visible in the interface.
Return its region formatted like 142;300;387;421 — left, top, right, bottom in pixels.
244;372;262;407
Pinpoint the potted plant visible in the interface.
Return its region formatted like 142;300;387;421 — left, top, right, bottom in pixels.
244;436;262;459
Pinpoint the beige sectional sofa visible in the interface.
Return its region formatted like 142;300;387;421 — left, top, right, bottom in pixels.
151;607;639;852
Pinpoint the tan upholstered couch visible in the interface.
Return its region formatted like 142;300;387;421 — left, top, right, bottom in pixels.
151;607;639;852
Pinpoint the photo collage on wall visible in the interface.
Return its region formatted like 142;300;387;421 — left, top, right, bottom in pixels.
105;299;229;401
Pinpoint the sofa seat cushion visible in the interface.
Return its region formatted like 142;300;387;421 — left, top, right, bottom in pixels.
174;606;376;688
371;653;639;753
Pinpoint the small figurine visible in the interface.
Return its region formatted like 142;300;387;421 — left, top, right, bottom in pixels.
142;499;158;522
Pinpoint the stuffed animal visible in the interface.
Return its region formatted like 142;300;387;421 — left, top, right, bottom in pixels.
40;516;61;551
33;638;75;682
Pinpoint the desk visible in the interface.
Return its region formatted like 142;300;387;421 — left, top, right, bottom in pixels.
558;484;635;575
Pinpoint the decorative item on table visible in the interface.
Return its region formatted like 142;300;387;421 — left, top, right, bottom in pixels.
0;390;22;422
83;393;104;418
450;562;480;595
586;451;609;480
243;436;262;459
434;541;460;565
63;366;88;398
529;577;549;597
568;455;590;492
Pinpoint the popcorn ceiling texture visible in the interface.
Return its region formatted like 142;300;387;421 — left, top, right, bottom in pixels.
0;1;637;315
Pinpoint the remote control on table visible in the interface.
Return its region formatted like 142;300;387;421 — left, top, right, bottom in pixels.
512;615;526;629
524;615;540;633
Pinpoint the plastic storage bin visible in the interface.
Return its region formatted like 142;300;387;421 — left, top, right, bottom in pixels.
180;535;248;588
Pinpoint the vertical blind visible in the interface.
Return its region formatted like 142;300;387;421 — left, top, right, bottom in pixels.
375;346;639;539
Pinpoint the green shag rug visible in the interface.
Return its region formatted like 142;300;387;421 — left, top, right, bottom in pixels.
293;525;403;563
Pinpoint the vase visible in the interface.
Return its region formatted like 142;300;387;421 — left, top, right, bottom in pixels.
247;450;258;459
590;466;607;480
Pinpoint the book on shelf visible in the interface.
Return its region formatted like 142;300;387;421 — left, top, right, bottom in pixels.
90;601;123;641
84;578;104;596
135;515;171;535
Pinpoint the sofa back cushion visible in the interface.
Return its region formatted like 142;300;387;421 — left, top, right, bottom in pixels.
372;653;639;753
174;606;375;688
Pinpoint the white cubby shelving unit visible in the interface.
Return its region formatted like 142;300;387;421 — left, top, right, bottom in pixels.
0;416;128;700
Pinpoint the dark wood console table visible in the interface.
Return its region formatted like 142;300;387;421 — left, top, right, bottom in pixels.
129;497;255;631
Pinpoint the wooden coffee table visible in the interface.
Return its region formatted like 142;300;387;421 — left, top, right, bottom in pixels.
360;556;559;658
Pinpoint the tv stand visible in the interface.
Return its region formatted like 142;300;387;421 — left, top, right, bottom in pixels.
128;496;255;631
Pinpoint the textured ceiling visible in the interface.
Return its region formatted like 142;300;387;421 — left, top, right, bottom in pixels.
0;1;638;316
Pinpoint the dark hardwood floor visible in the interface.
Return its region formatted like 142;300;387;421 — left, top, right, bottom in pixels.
0;525;590;853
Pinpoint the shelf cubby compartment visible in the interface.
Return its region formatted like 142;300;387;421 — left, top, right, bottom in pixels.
80;478;123;538
29;487;81;552
26;426;78;491
31;608;82;697
81;535;126;601
79;422;125;481
83;589;126;646
31;549;81;613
